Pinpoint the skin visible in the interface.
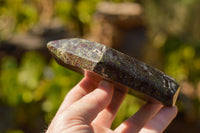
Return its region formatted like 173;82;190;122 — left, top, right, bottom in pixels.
46;72;178;133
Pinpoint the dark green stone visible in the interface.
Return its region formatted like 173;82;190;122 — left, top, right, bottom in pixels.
47;38;180;106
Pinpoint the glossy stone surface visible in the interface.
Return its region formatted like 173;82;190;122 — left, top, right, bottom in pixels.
47;38;180;106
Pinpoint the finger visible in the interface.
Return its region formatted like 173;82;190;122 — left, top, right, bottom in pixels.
115;103;163;133
85;70;103;83
139;106;178;133
58;71;102;114
92;86;128;128
64;80;114;124
57;76;99;114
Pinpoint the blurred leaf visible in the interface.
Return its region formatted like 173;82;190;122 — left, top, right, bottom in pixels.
182;46;195;60
15;3;38;32
77;0;95;24
54;1;72;22
163;40;200;82
22;90;33;103
0;56;22;106
1;56;18;70
6;129;24;133
18;52;46;89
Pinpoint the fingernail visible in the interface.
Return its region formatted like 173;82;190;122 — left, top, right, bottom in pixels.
99;80;113;89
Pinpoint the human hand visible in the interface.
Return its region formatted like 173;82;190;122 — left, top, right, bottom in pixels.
46;72;178;133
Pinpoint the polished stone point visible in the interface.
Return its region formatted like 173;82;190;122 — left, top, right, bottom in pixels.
47;38;180;106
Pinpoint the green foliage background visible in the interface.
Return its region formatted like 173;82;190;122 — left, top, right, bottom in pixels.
0;0;200;132
0;52;142;133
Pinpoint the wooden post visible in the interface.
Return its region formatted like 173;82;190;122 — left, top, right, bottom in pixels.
88;2;146;60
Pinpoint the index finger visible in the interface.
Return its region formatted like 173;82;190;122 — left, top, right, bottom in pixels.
57;71;101;114
139;106;178;133
115;103;163;133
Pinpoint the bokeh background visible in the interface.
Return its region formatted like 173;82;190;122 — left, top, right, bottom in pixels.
0;0;200;133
